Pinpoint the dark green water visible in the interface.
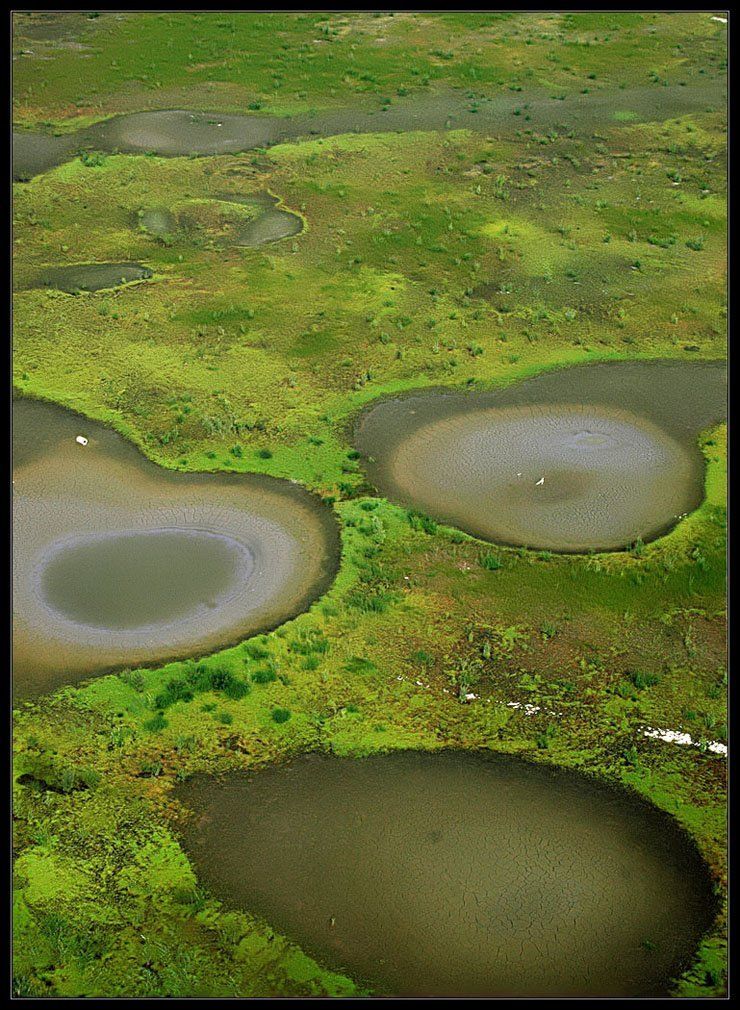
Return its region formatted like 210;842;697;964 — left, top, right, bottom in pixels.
176;750;717;997
39;529;251;630
355;360;726;552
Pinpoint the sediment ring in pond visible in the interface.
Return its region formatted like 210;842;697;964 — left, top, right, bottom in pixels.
12;398;339;697
176;750;718;997
354;360;726;552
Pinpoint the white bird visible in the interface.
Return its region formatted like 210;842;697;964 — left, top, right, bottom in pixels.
535;476;545;486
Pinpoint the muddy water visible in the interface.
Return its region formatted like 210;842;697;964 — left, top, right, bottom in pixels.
216;192;303;247
355;361;726;552
176;750;717;997
13;11;119;44
12;78;725;180
25;262;152;293
39;529;253;630
12;398;340;697
12;132;75;180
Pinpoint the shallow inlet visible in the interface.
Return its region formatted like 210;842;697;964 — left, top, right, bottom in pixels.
12;78;725;180
354;360;726;552
176;750;717;998
12;398;339;697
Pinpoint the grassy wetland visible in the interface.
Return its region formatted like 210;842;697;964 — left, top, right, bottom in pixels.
12;11;727;999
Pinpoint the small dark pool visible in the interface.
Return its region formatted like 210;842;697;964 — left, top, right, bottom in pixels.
31;262;152;293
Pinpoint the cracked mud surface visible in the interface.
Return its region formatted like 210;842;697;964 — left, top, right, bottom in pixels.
176;750;717;997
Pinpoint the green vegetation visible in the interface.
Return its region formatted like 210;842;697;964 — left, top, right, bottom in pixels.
12;12;727;128
12;11;726;1000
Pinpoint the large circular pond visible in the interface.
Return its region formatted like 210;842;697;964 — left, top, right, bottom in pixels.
355;360;726;552
12;398;339;696
176;750;717;997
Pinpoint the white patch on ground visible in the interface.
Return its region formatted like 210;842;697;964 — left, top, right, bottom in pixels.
507;701;542;716
643;726;727;756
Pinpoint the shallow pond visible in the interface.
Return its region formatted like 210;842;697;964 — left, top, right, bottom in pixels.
222;194;303;248
26;262;152;293
355;360;726;552
138;193;302;248
12;79;725;180
176;750;717;997
12;398;339;696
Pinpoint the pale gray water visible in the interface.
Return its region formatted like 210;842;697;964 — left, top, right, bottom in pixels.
226;196;303;248
355;361;726;552
176;750;718;997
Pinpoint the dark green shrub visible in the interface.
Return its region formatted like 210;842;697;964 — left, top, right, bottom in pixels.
629;670;661;690
479;551;502;570
251;667;277;684
344;656;378;675
155;678;194;709
345;587;400;613
407;509;438;534
244;640;270;660
144;711;168;733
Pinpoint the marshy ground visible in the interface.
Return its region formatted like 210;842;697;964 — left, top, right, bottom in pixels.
12;11;726;1000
